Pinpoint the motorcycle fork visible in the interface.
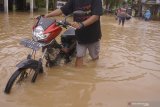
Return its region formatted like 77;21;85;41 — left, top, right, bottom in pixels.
27;48;47;73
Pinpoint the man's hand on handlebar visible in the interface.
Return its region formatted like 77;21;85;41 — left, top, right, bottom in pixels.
71;22;85;29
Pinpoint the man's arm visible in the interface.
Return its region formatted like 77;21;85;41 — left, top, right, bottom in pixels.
82;15;99;27
45;9;63;18
71;15;100;29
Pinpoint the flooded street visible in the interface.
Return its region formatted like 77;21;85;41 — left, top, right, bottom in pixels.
0;12;160;107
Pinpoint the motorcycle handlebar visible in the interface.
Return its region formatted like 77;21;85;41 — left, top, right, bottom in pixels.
34;15;44;20
34;15;77;30
56;20;76;30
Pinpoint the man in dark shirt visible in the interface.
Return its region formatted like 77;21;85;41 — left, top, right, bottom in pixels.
45;0;103;67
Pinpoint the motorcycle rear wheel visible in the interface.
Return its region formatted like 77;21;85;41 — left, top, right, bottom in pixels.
4;68;37;94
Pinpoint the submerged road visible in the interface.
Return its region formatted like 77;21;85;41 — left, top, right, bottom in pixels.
0;12;160;107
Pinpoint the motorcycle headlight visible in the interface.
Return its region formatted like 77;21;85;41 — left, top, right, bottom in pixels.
33;26;50;42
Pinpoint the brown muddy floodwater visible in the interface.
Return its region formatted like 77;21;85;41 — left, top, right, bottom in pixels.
0;12;160;107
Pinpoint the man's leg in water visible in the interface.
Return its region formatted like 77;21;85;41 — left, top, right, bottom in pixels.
119;17;122;25
75;43;87;67
75;57;83;67
88;41;100;60
122;17;125;26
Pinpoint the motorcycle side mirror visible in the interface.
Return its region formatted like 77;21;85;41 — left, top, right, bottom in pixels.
73;10;86;16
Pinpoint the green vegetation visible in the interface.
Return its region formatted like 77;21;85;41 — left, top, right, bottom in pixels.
103;0;132;8
35;0;46;8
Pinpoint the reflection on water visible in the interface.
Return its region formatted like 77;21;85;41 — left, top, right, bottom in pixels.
0;12;160;107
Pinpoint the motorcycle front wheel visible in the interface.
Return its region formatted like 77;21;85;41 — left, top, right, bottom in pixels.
4;67;37;94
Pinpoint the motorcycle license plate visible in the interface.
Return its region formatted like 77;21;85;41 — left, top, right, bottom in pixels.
20;38;42;51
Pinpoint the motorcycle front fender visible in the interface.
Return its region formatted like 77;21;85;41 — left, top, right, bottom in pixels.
16;59;39;69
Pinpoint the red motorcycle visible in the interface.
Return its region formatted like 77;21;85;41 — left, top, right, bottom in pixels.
4;11;82;94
